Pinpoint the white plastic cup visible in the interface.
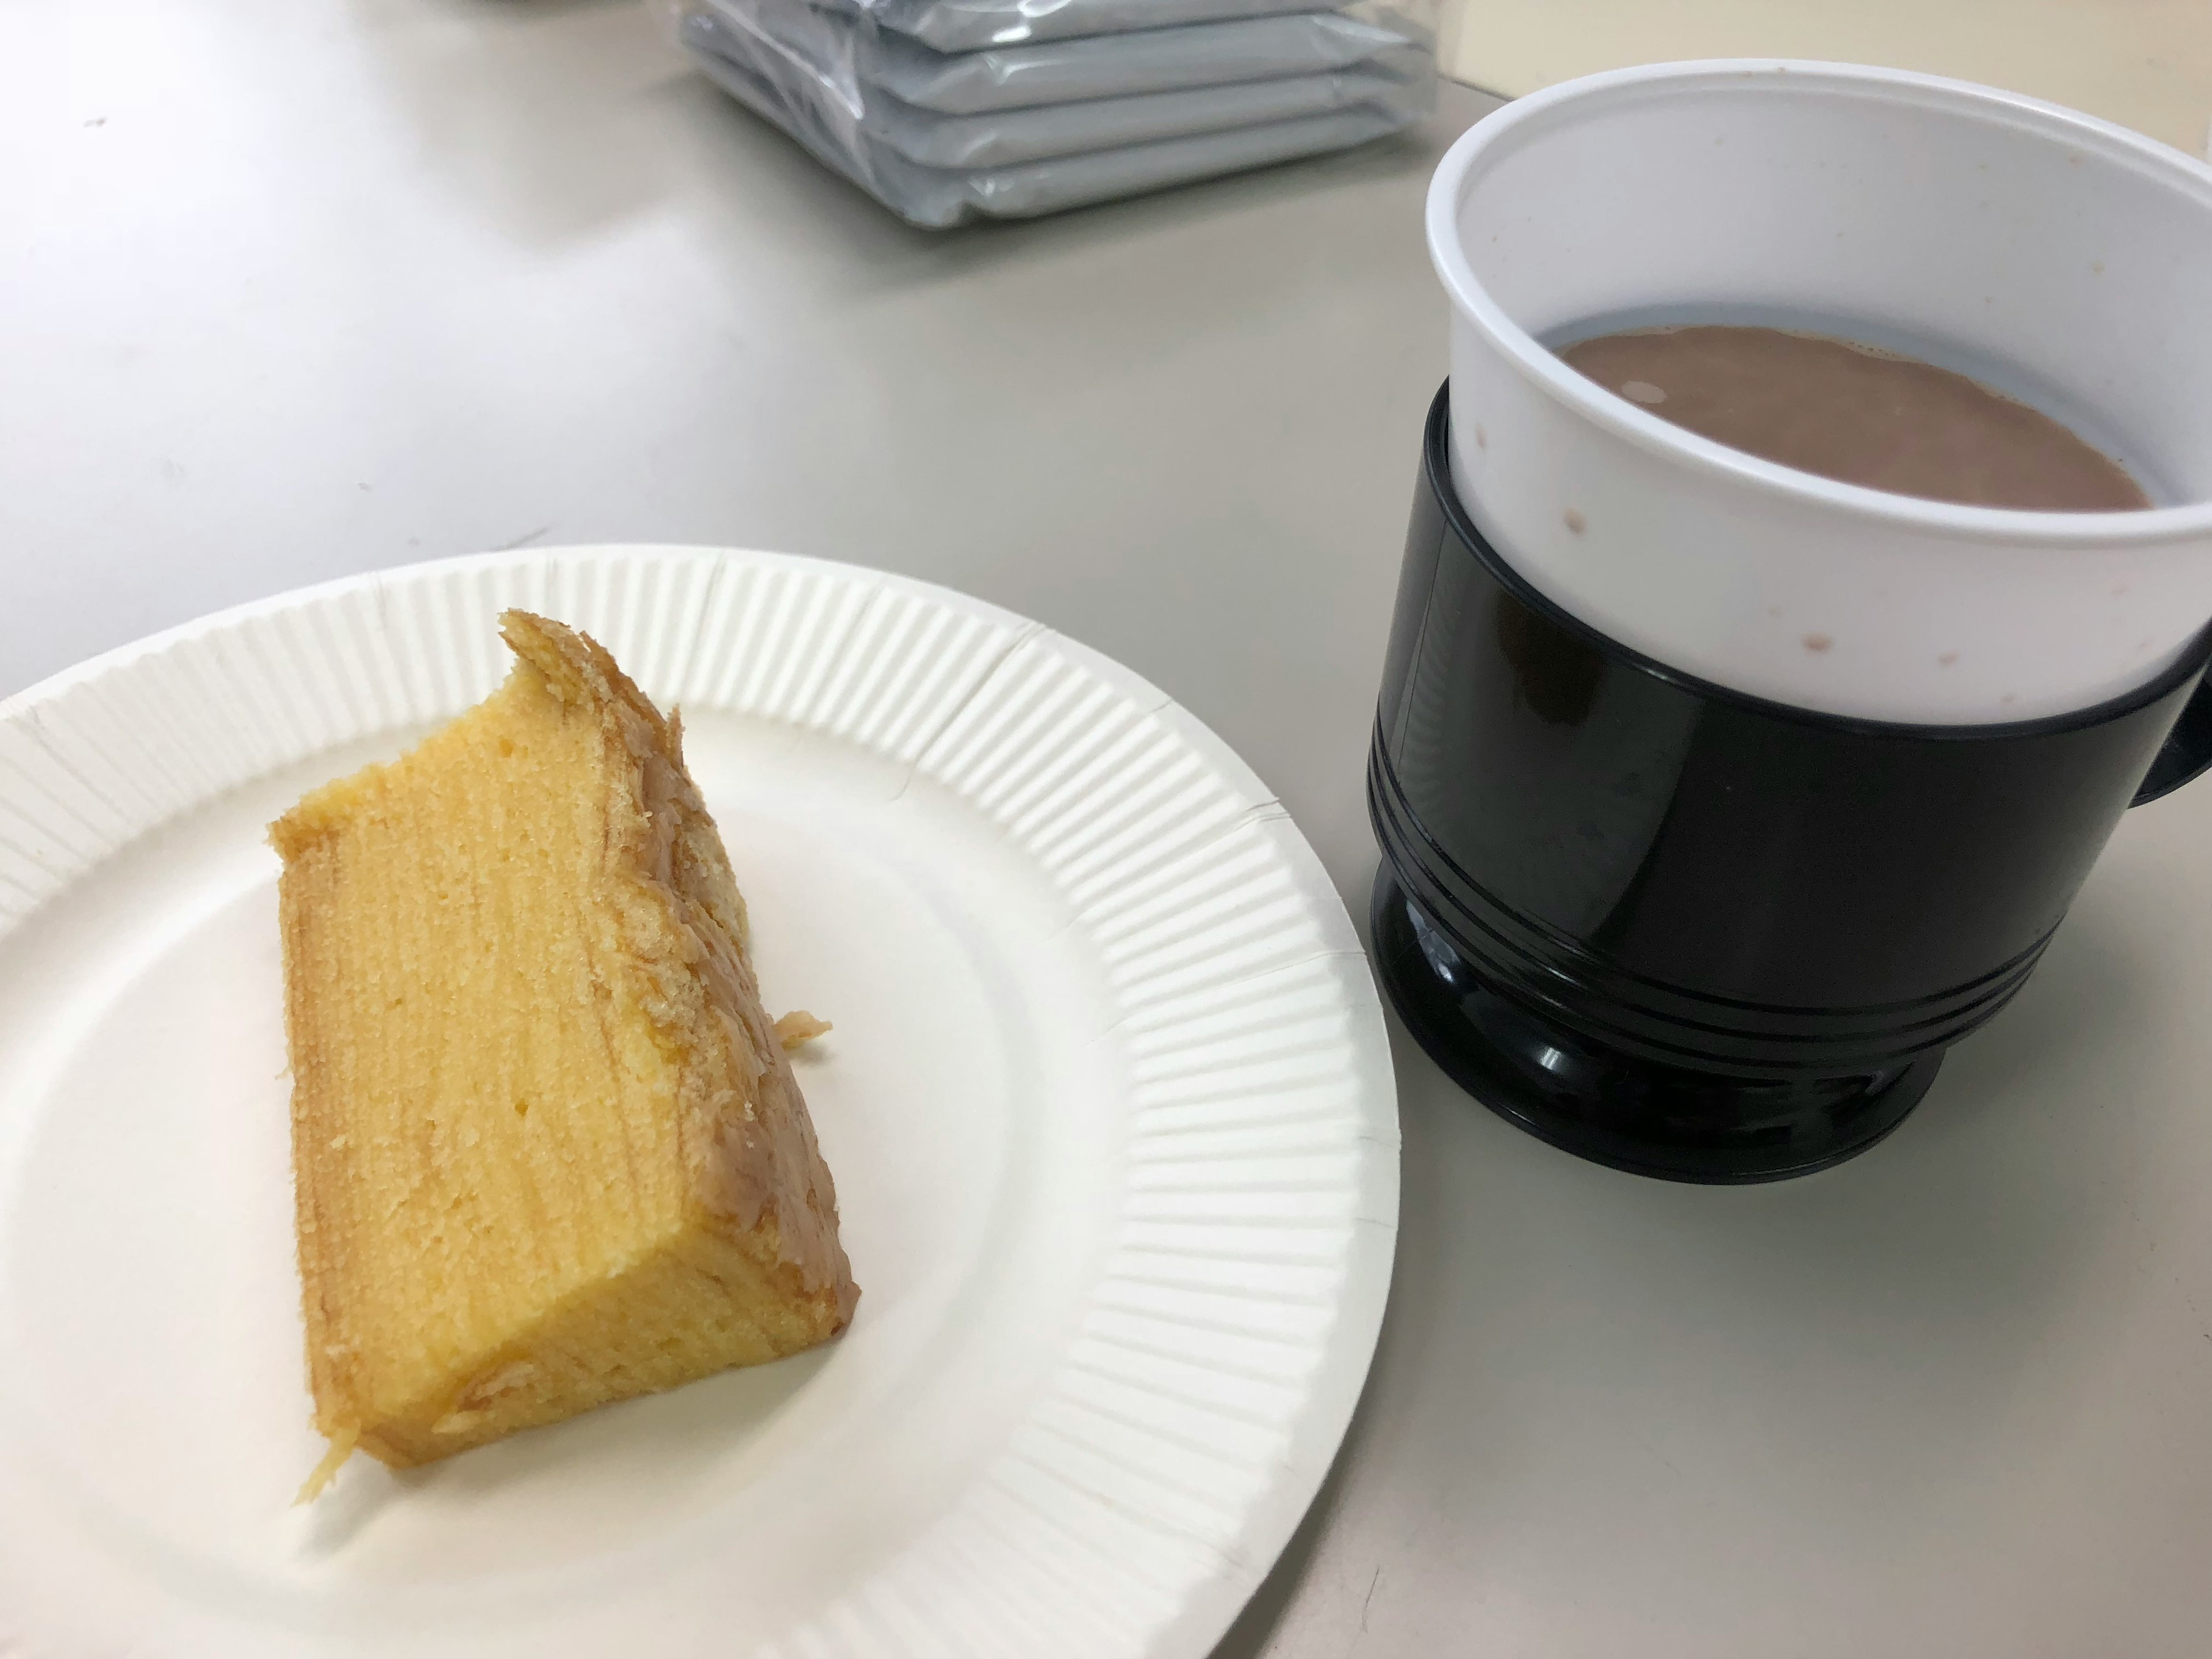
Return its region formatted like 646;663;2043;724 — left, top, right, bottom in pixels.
1426;60;2212;725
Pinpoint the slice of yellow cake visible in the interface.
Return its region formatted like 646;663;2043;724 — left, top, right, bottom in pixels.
272;610;856;1495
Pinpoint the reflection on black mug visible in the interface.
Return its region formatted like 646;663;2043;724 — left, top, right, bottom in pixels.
1370;391;2212;1181
1369;63;2212;1181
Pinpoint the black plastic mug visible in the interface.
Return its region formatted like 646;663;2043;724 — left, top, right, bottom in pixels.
1369;388;2212;1182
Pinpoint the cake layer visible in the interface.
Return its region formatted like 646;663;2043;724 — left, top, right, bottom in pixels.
274;611;855;1490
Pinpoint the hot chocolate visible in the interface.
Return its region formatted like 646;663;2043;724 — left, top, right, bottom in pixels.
1559;325;2149;512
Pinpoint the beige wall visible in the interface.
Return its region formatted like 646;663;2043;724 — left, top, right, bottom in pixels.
1442;0;2212;157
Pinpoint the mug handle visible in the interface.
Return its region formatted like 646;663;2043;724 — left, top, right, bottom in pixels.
2134;670;2212;805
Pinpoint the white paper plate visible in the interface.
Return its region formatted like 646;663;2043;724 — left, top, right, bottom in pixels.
0;547;1397;1659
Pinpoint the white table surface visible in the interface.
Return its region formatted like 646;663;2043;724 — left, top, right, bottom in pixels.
7;5;2211;1656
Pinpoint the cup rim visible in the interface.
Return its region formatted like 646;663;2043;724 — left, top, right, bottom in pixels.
1426;58;2212;545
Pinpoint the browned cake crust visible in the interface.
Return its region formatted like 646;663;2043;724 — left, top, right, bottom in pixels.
274;611;855;1493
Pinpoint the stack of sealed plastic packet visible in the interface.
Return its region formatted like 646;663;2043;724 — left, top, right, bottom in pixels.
673;0;1438;226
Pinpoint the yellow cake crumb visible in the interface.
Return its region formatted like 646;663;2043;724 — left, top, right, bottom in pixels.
775;1010;834;1050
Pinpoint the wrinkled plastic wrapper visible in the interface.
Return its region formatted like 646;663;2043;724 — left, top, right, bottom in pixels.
675;0;1437;226
819;0;1337;51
